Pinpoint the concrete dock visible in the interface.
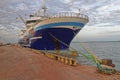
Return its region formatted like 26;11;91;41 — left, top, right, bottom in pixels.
0;45;120;80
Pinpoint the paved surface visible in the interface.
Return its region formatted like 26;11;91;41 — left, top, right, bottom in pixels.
0;45;120;80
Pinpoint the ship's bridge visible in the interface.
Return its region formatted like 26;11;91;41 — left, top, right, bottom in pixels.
26;16;48;28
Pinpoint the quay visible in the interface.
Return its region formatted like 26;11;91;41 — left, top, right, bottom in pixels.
0;45;120;80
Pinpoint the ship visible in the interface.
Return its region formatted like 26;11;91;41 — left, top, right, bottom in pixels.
18;3;89;51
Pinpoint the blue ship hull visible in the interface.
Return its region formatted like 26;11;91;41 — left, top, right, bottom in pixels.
30;28;80;50
18;19;88;50
28;21;85;50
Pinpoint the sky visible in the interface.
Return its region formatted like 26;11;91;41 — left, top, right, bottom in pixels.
0;0;120;43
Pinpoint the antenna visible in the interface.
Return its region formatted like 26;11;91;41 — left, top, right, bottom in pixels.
41;0;48;16
78;8;81;13
76;8;81;16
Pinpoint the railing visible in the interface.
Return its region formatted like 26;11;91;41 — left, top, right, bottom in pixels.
51;12;89;20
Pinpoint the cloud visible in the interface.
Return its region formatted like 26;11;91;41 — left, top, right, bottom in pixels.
0;25;5;30
9;3;28;11
0;0;120;43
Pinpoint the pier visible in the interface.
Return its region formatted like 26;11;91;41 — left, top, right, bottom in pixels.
0;45;120;80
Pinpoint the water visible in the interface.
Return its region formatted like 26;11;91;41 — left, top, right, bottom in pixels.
70;41;120;70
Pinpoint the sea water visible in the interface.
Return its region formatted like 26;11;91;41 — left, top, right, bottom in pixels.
70;41;120;70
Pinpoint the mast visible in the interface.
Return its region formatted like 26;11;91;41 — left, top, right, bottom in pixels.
78;8;81;16
18;15;26;26
41;0;47;16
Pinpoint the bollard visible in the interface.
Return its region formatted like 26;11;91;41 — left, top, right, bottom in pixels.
44;53;46;56
45;53;48;57
58;56;61;61
48;54;50;58
52;54;54;59
72;51;78;57
46;53;48;57
69;58;73;65
46;53;47;57
55;55;58;60
43;52;45;55
72;60;77;66
61;57;64;63
43;53;77;67
51;54;54;59
50;54;52;59
54;54;56;60
65;57;69;64
47;54;49;57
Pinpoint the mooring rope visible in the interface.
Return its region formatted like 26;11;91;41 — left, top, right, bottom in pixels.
48;32;97;62
73;31;117;74
72;31;101;63
48;32;76;51
75;34;104;66
49;32;116;74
